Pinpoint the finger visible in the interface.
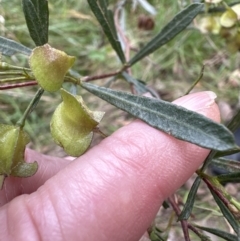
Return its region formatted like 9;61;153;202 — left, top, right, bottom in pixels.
0;91;220;241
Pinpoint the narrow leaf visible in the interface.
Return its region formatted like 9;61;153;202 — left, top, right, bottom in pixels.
227;109;240;133
178;177;201;220
22;0;49;46
201;150;218;171
217;171;240;184
210;189;240;234
212;158;240;173
214;148;240;158
194;225;238;241
214;109;240;158
121;72;149;95
128;3;203;66
87;0;126;63
81;82;237;151
0;37;32;56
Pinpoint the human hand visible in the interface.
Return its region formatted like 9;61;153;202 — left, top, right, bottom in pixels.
0;91;220;241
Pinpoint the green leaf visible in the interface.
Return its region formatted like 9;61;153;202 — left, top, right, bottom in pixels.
194;225;238;241
128;3;203;66
178;177;201;220
87;0;126;63
212;158;240;173
22;0;49;46
227;109;240;133
214;109;240;158
121;72;149;95
81;82;237;151
214;148;240;158
217;171;240;184
210;189;240;234
0;37;32;56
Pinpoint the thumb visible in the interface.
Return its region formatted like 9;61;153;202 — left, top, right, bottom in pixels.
0;91;220;241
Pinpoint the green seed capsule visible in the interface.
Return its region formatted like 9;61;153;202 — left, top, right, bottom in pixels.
50;89;104;156
29;44;75;92
0;124;38;189
220;8;238;28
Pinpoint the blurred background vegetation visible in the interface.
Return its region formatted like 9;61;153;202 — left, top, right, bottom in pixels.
0;1;240;240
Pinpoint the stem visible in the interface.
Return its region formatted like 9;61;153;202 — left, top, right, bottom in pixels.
16;88;44;127
185;65;205;95
231;198;240;211
64;75;79;84
0;71;24;75
169;195;191;241
82;70;121;82
0;77;34;83
0;175;5;190
0;62;31;71
168;195;209;240
93;127;108;138
200;172;240;214
0;81;37;90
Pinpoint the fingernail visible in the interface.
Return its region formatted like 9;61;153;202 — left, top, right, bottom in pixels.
173;91;217;111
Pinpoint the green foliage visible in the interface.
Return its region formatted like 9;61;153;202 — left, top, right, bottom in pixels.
87;0;126;63
128;3;203;66
194;225;238;241
211;189;240;234
0;37;32;56
81;81;236;151
178;177;202;221
22;0;49;46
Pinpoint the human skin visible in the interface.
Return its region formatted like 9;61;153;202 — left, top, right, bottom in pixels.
0;91;220;241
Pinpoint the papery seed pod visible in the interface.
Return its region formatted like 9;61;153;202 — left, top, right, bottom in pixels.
50;89;105;156
198;16;221;34
0;124;38;188
29;44;75;92
220;8;238;28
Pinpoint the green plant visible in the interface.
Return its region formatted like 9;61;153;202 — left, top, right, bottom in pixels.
0;0;240;240
198;0;240;52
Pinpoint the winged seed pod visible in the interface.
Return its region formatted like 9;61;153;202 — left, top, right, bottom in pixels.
29;44;75;92
50;89;105;156
220;8;238;28
0;124;38;189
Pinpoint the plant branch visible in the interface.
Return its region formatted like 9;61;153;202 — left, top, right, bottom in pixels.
0;71;24;76
16;88;44;127
81;70;121;82
185;65;205;95
0;77;35;83
169;195;191;241
199;172;240;215
0;81;37;90
169;195;209;240
0;62;31;71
